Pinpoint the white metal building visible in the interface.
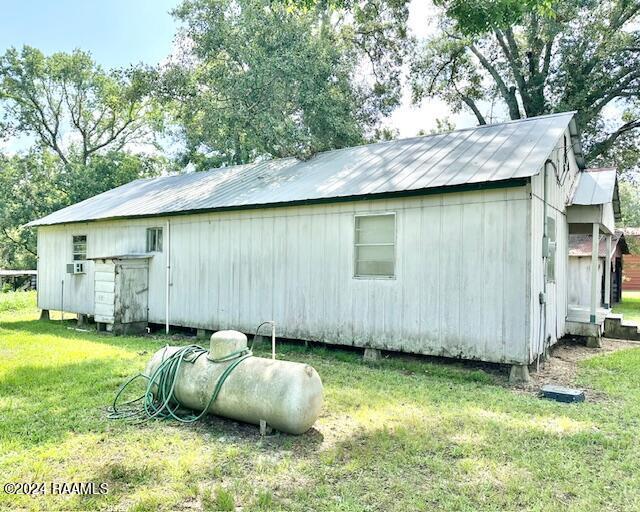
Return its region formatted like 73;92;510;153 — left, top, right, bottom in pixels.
28;112;620;375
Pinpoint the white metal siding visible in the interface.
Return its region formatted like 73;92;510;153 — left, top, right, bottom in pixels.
37;187;531;364
528;127;581;361
568;257;604;307
37;228;94;315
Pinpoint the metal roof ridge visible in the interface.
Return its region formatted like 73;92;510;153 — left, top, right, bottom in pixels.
148;112;579;183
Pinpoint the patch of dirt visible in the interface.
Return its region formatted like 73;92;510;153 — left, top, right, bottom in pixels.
518;337;640;399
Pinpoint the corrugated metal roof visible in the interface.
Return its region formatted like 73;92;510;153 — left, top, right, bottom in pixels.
28;112;578;227
0;270;37;276
571;168;617;206
568;232;628;257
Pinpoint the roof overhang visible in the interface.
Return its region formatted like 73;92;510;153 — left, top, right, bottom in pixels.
87;253;154;261
569;167;621;224
568;231;629;257
29;177;529;227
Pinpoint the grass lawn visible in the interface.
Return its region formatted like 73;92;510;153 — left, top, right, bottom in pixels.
1;292;640;511
613;291;640;324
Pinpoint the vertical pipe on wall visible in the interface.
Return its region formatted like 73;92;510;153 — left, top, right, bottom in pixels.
604;234;612;309
538;160;551;367
590;223;599;323
61;279;64;322
165;219;171;335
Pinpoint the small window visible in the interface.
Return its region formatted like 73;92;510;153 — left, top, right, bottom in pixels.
72;235;87;261
146;227;163;252
354;213;395;278
546;216;556;282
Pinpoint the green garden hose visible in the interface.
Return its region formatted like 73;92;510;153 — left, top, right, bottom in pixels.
108;344;252;423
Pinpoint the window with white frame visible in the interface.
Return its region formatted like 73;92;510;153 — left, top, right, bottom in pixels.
72;235;87;261
146;227;163;252
546;216;556;282
354;213;396;278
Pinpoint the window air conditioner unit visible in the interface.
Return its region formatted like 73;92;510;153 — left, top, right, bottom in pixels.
66;262;85;274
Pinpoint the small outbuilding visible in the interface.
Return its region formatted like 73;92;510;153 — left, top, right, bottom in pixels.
565;167;623;336
0;270;37;291
27;112;621;378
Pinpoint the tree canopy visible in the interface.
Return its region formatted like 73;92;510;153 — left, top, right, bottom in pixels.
0;47;167;268
411;0;640;173
0;46;162;166
164;0;409;168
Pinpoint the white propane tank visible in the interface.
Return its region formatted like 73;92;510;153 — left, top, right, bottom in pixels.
144;330;323;434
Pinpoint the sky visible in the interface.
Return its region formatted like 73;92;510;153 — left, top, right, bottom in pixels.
0;0;475;151
0;0;178;69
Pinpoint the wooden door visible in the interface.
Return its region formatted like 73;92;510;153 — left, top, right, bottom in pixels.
116;263;149;324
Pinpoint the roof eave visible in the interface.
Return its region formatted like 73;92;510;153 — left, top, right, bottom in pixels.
28;177;530;228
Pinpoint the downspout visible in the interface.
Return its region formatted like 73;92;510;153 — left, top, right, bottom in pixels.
165;219;171;335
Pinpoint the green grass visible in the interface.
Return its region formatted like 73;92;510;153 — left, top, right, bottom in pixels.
613;291;640;324
1;293;640;511
0;290;36;312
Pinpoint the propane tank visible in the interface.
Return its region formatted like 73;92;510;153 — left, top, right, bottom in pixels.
144;330;323;434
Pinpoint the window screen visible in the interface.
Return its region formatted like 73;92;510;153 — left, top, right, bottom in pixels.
72;235;87;261
546;216;556;282
146;227;163;252
354;213;395;278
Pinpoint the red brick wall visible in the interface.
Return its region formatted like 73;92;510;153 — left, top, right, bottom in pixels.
624;255;640;291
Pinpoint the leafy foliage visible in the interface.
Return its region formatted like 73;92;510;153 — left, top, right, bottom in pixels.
0;150;165;268
411;0;640;169
0;0;410;264
165;0;409;168
0;47;168;269
619;180;640;227
433;0;554;35
0;46;162;165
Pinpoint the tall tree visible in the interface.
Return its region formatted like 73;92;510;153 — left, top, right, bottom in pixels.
411;0;640;167
0;46;162;166
165;0;409;168
0;46;168;268
0;149;166;268
0;151;63;268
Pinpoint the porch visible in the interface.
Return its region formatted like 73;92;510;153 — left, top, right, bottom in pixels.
565;168;621;344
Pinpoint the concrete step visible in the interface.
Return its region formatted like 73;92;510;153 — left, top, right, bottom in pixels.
604;314;640;341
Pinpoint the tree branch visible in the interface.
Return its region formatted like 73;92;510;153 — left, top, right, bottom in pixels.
468;44;521;119
1;227;37;256
497;28;531;114
460;94;487;125
587;119;640;161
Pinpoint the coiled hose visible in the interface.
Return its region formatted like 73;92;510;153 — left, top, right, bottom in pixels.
108;343;252;423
